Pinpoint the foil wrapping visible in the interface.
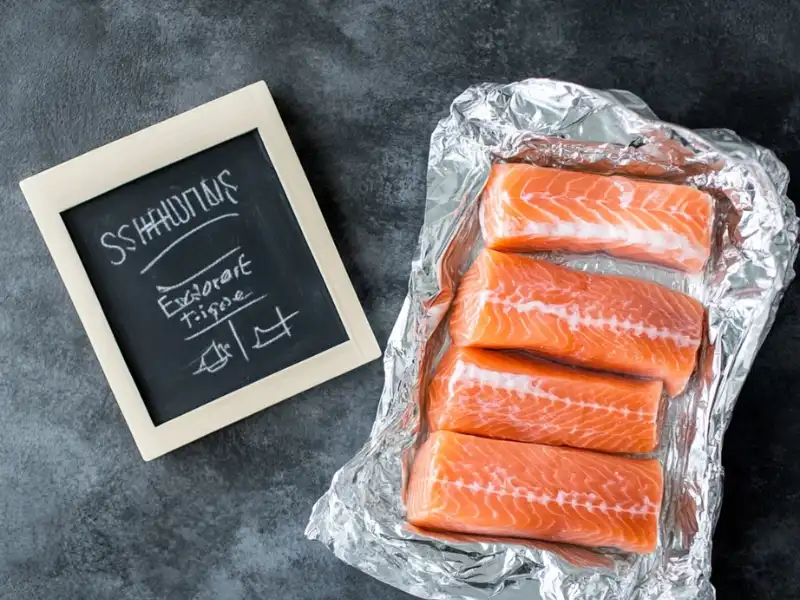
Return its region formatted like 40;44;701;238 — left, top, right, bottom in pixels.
306;79;799;600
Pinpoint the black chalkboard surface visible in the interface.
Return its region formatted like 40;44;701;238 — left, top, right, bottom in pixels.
63;131;349;425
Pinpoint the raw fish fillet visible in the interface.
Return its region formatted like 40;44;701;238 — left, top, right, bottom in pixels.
427;347;663;453
406;431;663;553
449;250;704;396
481;163;713;273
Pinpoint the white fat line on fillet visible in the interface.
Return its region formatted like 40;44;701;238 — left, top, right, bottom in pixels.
429;477;658;516
481;291;699;347
445;411;646;445
510;216;705;262
517;187;705;217
452;407;650;437
510;189;707;256
452;360;656;419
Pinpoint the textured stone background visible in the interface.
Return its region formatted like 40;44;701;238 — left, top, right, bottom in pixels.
2;1;799;598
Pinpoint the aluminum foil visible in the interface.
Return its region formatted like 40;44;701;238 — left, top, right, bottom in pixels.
305;78;799;600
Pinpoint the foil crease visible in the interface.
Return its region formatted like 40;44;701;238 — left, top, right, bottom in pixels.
306;79;799;600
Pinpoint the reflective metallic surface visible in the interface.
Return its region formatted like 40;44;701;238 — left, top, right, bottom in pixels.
306;79;798;600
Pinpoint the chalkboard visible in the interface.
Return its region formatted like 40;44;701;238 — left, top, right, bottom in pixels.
62;131;349;425
22;81;378;459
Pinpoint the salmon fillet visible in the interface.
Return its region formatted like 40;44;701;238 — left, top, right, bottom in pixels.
406;431;663;553
427;347;663;453
481;163;713;273
449;250;704;396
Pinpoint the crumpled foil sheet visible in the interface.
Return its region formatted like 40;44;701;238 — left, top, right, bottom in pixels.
306;79;799;600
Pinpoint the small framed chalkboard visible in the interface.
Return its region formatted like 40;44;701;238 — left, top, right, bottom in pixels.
20;82;380;460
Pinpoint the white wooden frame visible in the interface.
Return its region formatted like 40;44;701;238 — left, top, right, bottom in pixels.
20;81;380;461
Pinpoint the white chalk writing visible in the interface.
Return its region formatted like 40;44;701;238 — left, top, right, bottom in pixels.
191;305;299;375
228;321;249;362
157;251;253;318
184;294;268;341
100;169;240;267
193;340;233;375
118;175;306;379
252;306;300;349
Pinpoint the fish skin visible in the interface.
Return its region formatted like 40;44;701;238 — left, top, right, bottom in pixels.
404;524;614;569
406;431;663;554
481;163;713;273
449;250;704;397
428;347;664;454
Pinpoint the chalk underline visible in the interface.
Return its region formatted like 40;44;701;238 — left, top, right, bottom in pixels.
155;246;241;293
183;294;268;341
140;213;239;275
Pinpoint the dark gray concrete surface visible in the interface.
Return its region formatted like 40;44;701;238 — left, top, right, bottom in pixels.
2;1;800;598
